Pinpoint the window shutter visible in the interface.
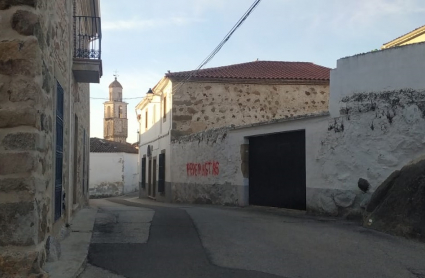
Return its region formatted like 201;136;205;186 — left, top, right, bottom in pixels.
158;153;165;193
141;157;146;189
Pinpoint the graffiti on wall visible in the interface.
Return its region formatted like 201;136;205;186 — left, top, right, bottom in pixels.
187;161;219;176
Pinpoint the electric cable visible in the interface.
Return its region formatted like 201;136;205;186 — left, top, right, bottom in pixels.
91;0;262;101
172;0;262;93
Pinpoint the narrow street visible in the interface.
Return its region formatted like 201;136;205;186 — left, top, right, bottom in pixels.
80;197;425;278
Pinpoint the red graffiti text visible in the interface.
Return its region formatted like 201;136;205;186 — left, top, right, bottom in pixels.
187;161;219;176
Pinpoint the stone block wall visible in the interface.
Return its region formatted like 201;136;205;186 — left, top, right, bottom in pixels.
104;118;128;143
172;81;329;137
313;89;425;216
0;0;90;276
72;82;90;209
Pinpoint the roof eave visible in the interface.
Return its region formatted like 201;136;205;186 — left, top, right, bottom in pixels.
167;76;329;85
382;26;425;49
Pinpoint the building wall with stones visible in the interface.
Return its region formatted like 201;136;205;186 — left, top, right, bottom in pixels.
136;72;330;206
104;79;128;143
148;46;425;217
0;0;94;276
171;81;329;138
167;78;329;205
170;115;330;207
311;42;425;217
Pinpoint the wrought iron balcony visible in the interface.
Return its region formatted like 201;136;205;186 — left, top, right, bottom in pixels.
74;16;101;59
72;16;103;83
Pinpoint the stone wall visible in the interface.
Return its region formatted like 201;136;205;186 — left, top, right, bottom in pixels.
313;89;425;216
104;117;128;143
172;81;329;138
0;0;90;276
310;43;425;217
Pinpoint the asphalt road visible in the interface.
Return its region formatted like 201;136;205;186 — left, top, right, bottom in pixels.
81;197;425;278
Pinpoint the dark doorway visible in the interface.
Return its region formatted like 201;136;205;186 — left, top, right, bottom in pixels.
141;157;146;189
158;153;165;193
148;159;152;196
249;130;306;210
152;157;157;198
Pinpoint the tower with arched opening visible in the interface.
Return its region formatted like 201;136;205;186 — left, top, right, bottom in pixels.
103;76;128;143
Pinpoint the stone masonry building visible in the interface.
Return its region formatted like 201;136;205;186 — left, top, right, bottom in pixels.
104;77;128;143
0;0;102;276
136;61;330;207
136;45;425;218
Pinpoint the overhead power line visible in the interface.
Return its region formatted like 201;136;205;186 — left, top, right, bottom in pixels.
91;0;262;101
173;0;262;93
197;0;262;71
90;97;144;100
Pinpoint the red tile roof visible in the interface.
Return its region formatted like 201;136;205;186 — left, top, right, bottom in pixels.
166;61;330;81
90;138;138;154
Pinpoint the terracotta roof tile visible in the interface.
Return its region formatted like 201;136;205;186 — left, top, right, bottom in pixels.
90;138;138;154
166;61;330;81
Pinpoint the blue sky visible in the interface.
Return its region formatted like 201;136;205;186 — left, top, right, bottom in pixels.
90;0;425;143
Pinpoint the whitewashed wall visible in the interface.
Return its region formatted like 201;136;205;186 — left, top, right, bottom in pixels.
123;153;139;194
169;43;425;217
170;127;242;205
312;42;425;216
137;79;173;201
170;115;329;207
330;42;425;117
89;152;138;197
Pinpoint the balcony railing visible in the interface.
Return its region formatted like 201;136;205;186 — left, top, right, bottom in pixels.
74;16;102;59
72;15;102;83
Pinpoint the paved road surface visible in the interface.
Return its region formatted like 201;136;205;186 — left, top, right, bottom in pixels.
80;197;425;278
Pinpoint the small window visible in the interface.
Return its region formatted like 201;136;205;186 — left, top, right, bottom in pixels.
145;109;148;129
153;105;156;124
163;96;167;122
107;106;111;118
119;106;123;118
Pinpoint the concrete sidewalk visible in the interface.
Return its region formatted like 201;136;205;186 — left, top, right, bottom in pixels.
44;206;98;278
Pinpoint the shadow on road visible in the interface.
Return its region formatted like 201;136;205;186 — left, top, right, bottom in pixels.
88;198;286;278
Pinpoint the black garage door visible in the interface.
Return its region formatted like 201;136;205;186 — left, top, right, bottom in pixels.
249;130;306;210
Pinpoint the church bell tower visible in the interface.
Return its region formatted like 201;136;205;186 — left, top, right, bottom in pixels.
104;76;128;143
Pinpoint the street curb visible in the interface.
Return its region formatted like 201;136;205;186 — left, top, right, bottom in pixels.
44;206;98;278
73;257;88;278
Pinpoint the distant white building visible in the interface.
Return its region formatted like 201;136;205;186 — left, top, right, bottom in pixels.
89;138;138;198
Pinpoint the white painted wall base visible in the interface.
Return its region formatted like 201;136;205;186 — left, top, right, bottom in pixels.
89;152;138;198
